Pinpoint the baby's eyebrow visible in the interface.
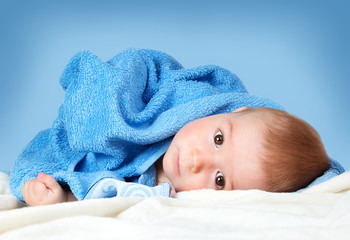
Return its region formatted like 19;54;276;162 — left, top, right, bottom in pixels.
224;118;233;140
222;172;234;191
225;118;234;191
229;178;235;190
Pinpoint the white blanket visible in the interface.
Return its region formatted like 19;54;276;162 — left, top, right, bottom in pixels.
1;171;350;239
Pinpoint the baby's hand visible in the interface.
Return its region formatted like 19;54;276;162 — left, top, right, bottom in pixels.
22;172;67;206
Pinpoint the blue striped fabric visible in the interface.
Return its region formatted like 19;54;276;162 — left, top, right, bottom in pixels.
84;178;171;199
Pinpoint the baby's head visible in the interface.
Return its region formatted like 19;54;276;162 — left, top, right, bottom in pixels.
162;107;330;193
258;107;330;192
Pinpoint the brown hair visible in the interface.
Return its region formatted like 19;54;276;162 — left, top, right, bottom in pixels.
255;108;330;192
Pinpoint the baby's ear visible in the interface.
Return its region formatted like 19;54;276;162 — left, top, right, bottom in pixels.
233;106;249;113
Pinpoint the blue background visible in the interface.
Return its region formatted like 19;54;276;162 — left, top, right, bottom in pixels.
1;0;349;171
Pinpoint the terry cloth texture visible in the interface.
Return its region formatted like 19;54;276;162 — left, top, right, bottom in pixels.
10;49;286;201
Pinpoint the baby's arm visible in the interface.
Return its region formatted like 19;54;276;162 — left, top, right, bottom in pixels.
22;172;77;206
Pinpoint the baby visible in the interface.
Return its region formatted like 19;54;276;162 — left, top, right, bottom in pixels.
22;106;330;206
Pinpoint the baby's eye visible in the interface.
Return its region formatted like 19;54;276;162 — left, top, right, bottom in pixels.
214;130;224;148
215;172;225;190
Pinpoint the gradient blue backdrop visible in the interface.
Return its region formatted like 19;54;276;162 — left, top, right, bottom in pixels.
1;0;349;172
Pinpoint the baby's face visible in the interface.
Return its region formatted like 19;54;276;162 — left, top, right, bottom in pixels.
162;107;269;192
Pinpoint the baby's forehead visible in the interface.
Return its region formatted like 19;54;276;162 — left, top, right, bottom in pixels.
226;109;276;134
224;107;273;118
234;107;278;119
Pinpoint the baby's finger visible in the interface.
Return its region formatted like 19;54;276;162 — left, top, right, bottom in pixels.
37;172;61;191
22;179;48;205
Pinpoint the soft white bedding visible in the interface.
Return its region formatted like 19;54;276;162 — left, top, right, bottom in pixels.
1;171;350;239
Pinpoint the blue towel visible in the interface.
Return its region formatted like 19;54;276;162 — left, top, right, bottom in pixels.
9;48;302;201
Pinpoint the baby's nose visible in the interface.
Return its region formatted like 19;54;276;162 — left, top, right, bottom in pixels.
190;149;207;173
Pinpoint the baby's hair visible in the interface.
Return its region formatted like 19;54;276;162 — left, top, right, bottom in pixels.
254;107;330;192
